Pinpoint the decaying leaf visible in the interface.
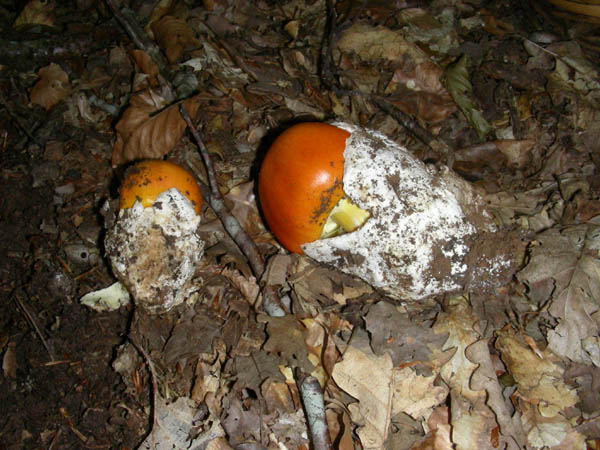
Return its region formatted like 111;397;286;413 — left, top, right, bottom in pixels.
129;49;160;79
433;297;500;449
365;301;446;366
496;328;583;449
391;367;448;421
517;224;600;365
261;314;314;373
13;0;55;28
152;15;201;63
335;23;455;125
332;328;393;450
445;55;493;140
2;342;17;379
138;396;225;449
112;92;201;166
29;63;70;111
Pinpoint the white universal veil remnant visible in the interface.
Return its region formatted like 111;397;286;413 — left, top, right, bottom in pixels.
105;188;204;313
302;123;521;301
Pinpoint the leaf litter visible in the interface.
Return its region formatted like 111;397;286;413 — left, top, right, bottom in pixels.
1;0;600;449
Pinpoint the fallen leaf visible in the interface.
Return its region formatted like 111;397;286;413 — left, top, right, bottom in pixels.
2;342;17;379
152;15;201;63
445;55;492;140
517;224;600;365
433;297;499;449
112;91;201;166
29;63;70;111
332;328;393;450
261;314;314;373
13;0;55;28
496;328;584;448
129;49;160;78
138;396;225;449
391;367;448;420
365;301;446;366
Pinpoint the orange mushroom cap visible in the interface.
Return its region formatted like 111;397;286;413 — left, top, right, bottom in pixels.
258;122;350;254
119;160;203;214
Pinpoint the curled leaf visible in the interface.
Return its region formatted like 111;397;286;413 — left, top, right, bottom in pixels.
151;15;201;63
445;54;493;140
111;92;201;166
13;0;55;28
29;63;70;110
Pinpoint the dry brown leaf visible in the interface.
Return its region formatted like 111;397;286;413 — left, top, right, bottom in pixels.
152;15;201;64
144;0;176;39
365;301;446;366
433;297;500;449
223;181;269;242
29;63;70;111
139;396;225;449
111;92;201;166
332;328;393;450
13;0;55;28
129;49;159;78
336;23;455;125
496;328;583;448
326;408;354;450
261;315;313;373
391;367;448;420
517;225;600;364
2;342;17;379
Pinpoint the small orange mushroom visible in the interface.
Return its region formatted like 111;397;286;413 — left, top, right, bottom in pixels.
119;160;203;214
258;122;369;254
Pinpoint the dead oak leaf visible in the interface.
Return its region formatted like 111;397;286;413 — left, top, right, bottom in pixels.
517;225;600;365
112;92;201;166
332;328;393;450
13;0;55;28
29;63;70;111
365;301;446;366
261;314;314;373
152;15;201;64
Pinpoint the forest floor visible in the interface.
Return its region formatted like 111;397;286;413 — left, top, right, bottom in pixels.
1;0;600;449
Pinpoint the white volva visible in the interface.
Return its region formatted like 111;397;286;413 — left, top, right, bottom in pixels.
302;123;502;301
105;189;204;313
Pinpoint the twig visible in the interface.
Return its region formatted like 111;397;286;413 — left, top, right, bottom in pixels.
179;106;289;317
179;104;265;278
13;289;54;361
296;369;332;450
0;91;43;147
130;331;159;450
103;0;175;103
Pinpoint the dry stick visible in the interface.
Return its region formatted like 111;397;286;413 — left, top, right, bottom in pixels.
179;104;265;277
103;0;175;103
14;290;55;361
179;106;287;317
296;370;332;450
0;91;43;147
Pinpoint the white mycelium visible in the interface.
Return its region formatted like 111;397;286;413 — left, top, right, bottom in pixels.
105;188;204;313
302;123;497;301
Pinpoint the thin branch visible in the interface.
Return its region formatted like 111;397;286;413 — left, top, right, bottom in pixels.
103;0;175;103
179;104;265;278
14;289;54;361
0;91;43;147
296;369;332;450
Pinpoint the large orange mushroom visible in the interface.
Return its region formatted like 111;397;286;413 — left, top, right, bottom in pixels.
258;122;369;254
119;160;203;214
